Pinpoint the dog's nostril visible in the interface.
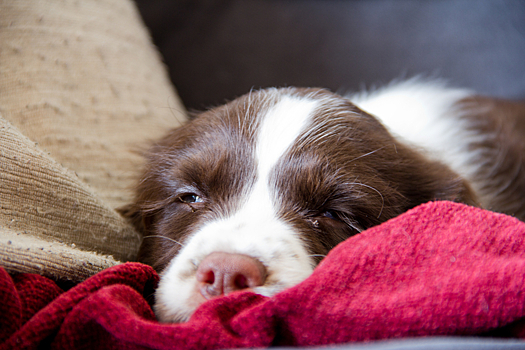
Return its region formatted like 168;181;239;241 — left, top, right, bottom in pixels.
234;274;248;290
201;270;215;285
196;252;266;300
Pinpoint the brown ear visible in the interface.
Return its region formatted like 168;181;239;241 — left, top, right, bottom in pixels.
391;140;481;211
120;204;175;270
117;204;146;236
117;205;160;268
453;177;480;208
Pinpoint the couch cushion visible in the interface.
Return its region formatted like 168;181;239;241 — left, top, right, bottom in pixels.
0;0;186;280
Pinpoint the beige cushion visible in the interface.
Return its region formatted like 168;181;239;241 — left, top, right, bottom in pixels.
0;0;186;281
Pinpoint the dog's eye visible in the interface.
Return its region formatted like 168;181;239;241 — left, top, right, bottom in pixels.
178;194;203;204
322;210;341;221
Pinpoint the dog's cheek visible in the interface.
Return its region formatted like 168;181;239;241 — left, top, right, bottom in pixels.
154;264;206;323
284;218;341;264
137;237;162;268
137;209;189;272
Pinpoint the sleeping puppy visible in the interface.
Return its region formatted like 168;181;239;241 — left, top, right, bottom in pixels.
121;79;525;323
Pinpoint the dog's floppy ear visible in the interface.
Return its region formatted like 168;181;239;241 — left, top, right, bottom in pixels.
339;101;481;218
117;204;147;236
118;204;162;267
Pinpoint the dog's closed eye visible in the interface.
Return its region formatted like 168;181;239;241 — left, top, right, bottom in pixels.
321;209;341;221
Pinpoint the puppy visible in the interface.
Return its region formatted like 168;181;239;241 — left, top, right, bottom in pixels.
122;79;525;323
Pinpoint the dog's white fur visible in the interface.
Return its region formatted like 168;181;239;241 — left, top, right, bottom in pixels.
154;79;481;323
349;79;479;182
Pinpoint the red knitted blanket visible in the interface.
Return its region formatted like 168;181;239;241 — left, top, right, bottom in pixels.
2;201;525;350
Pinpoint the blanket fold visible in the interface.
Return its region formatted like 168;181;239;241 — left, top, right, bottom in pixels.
2;201;525;350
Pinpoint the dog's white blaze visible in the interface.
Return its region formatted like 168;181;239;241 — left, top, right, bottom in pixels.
155;95;319;323
256;95;319;178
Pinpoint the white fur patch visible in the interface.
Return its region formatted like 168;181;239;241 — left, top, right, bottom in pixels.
155;94;320;323
349;79;477;180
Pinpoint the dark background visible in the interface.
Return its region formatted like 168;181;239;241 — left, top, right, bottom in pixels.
135;0;525;111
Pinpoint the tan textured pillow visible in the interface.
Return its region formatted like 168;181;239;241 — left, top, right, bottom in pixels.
0;0;186;281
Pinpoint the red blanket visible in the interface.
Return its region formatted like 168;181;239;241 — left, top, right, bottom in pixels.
2;201;525;350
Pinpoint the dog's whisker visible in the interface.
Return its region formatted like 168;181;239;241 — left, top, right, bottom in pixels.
142;235;184;247
345;181;385;219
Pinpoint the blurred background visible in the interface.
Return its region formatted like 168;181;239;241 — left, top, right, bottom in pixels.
135;0;525;111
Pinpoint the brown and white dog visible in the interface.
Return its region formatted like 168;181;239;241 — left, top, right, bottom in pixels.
122;79;525;323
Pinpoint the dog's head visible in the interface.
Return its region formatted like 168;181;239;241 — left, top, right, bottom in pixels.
122;87;477;322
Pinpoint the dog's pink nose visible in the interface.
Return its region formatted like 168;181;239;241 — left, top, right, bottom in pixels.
196;252;266;299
